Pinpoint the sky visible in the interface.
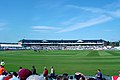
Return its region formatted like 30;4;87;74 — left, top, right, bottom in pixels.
0;0;120;42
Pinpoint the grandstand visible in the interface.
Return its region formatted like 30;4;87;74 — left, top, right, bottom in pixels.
0;43;22;50
19;39;106;50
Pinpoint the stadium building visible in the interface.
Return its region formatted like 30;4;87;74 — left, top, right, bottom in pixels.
19;39;106;50
0;43;22;50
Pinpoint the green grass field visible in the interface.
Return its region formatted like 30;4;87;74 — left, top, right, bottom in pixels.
0;50;120;76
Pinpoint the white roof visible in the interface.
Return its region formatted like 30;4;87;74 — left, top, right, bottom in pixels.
0;44;22;47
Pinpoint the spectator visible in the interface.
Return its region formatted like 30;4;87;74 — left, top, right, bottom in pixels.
18;68;32;80
9;72;20;80
26;75;44;80
69;76;73;80
18;67;22;73
63;73;69;80
50;66;55;78
74;72;81;80
1;60;5;67
74;72;86;80
4;72;12;80
0;65;7;75
95;69;102;80
43;67;48;78
57;75;63;80
31;65;36;74
0;72;6;80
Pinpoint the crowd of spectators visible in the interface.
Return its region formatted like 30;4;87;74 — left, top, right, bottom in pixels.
0;60;105;80
31;45;114;51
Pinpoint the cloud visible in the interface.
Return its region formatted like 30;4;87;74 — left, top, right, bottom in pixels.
105;0;120;9
57;1;120;33
78;7;120;18
67;0;120;18
80;7;106;14
57;15;112;33
32;26;61;32
61;17;80;25
67;4;120;17
66;5;105;13
32;30;48;33
109;10;120;18
33;0;120;33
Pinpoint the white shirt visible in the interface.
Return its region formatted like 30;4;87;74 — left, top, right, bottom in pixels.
1;61;5;66
51;68;54;74
0;75;5;80
117;77;120;80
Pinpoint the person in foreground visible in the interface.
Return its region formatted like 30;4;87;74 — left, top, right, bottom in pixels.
95;69;102;80
9;72;19;80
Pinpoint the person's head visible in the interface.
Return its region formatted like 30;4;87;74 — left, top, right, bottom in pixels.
2;71;8;76
32;65;35;68
19;67;22;69
97;69;101;72
51;66;53;68
44;66;47;70
69;76;73;79
12;72;18;77
57;75;63;80
74;74;81;80
7;72;12;78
